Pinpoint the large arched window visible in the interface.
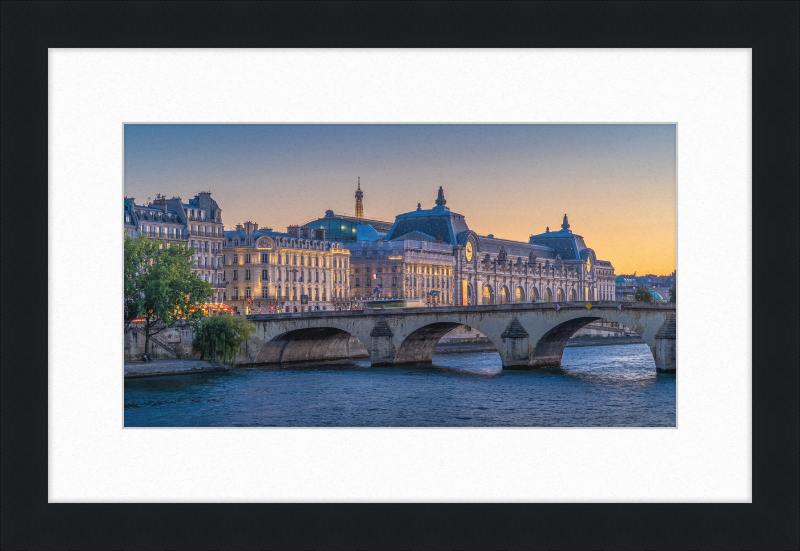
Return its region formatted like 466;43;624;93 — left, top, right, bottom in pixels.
544;288;552;302
569;289;577;301
482;285;493;305
557;288;565;302
515;287;524;303
531;287;540;302
500;286;510;304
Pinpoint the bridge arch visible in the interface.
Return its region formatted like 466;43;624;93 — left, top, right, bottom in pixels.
251;323;370;365
524;309;666;370
393;320;502;365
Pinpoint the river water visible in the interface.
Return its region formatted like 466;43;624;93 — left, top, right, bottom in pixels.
124;343;675;427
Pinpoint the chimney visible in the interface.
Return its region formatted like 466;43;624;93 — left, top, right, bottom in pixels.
286;225;301;236
236;224;244;232
197;191;212;210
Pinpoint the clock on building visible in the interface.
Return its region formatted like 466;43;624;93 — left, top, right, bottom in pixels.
465;241;473;261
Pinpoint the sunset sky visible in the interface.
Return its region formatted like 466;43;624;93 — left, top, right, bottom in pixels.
124;124;676;275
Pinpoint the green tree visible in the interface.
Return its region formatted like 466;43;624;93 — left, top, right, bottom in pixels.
634;288;653;302
191;315;256;366
124;233;213;354
124;233;156;331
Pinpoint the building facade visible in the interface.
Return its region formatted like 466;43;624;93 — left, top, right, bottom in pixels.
348;239;455;304
123;191;225;303
222;221;351;314
303;186;616;307
383;188;615;306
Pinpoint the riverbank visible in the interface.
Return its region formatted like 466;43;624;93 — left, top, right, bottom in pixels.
124;359;229;378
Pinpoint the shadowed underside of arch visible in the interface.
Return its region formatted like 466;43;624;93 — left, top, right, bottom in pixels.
529;316;601;368
253;327;368;364
394;322;496;364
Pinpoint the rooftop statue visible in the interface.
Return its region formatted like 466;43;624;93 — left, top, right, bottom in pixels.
435;186;447;207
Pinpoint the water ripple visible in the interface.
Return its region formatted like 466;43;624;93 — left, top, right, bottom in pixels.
125;344;675;427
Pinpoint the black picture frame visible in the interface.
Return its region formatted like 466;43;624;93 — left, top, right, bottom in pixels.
2;2;798;549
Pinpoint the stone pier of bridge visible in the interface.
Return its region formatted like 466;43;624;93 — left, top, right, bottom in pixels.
244;302;676;372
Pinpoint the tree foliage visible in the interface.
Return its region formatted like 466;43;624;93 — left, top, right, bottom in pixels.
634;288;653;302
191;315;256;366
124;233;213;353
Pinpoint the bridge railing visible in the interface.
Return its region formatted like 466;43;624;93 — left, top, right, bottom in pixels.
246;301;675;321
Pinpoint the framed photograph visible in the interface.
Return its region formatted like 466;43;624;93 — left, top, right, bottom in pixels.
3;2;797;549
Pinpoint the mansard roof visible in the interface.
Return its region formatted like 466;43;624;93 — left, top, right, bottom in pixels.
383;188;469;244
475;236;557;259
528;225;590;261
388;229;439;243
224;228;297;240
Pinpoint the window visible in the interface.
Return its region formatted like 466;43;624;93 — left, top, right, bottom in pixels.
233;270;238;280
261;253;268;263
355;277;360;287
245;269;251;280
245;254;251;264
245;288;251;298
261;270;268;281
315;257;319;266
262;288;268;299
233;254;238;264
233;287;239;299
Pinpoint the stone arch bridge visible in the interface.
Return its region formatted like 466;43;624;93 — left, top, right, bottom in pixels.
244;302;676;372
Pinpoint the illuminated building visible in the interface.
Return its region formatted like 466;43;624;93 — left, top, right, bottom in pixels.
221;221;351;314
123;192;226;303
383;187;616;305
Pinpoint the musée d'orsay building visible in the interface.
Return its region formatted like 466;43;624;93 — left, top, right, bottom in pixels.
301;184;616;306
